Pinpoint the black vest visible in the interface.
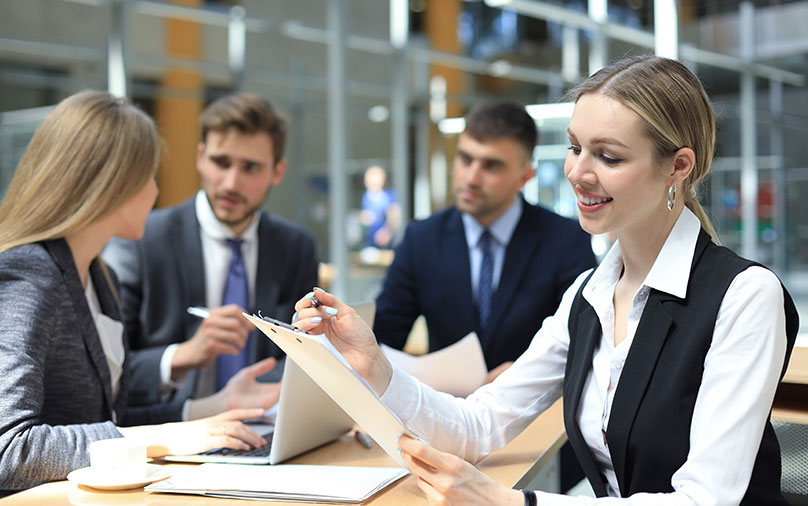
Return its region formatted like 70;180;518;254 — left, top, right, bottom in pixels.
564;229;799;503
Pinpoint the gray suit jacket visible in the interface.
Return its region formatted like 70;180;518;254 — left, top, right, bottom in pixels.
0;239;181;493
103;197;318;406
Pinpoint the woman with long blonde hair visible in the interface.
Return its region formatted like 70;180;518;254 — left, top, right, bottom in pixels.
0;91;270;493
293;56;798;505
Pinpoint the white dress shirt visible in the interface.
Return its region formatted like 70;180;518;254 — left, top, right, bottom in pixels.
381;207;788;505
461;196;522;301
86;279;125;399
158;191;261;391
195;190;260;310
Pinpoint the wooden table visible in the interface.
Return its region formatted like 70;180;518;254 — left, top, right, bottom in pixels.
773;345;808;424
1;400;566;505
782;344;808;386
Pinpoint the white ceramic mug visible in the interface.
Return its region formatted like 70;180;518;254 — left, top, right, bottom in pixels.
88;438;147;480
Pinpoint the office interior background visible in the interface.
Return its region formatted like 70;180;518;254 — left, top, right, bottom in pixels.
1;0;807;326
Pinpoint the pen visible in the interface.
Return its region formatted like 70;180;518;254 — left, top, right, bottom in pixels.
354;430;372;449
186;306;210;319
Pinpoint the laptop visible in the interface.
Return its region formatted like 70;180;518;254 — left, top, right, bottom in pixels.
162;358;355;465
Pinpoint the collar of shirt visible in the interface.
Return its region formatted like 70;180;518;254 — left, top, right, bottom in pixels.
583;206;700;309
194;190;260;244
461;196;523;249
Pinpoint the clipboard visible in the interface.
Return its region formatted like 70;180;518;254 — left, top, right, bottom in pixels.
244;313;412;467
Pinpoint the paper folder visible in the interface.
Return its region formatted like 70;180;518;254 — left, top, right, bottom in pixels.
244;313;413;467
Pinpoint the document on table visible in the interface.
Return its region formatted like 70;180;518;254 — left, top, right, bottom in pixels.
145;463;408;503
380;332;487;397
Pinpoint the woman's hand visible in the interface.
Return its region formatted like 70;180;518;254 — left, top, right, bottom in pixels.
121;408;268;458
293;287;393;395
398;435;525;506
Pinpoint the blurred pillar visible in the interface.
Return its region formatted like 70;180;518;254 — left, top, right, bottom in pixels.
154;0;204;208
327;0;348;299
390;0;411;227
739;1;758;260
228;5;246;91
425;0;463;212
561;25;580;84
413;59;431;220
654;0;678;59
107;0;128;98
425;0;463;118
588;0;607;74
770;79;786;273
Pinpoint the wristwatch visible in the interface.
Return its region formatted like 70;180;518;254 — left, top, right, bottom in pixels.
522;489;537;506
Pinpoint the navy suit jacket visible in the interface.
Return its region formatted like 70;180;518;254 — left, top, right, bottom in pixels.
374;199;597;370
103;197;318;406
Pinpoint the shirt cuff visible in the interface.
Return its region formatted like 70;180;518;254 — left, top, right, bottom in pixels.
380;362;420;416
181;399;192;421
160;343;187;390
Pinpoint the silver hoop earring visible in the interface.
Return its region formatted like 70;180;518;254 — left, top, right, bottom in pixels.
667;184;677;212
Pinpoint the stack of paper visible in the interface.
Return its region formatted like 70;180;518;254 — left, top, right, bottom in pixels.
381;332;487;397
146;463;408;503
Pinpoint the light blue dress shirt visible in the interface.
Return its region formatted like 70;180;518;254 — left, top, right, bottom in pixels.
461;197;523;306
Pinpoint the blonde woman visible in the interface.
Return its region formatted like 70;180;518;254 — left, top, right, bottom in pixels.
294;56;798;505
0;91;272;493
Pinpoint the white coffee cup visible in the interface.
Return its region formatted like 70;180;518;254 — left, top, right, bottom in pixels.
88;438;147;481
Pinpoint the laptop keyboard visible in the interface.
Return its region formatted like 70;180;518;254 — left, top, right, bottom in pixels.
202;431;275;457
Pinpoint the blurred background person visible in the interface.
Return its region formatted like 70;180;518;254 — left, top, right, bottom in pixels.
360;165;401;250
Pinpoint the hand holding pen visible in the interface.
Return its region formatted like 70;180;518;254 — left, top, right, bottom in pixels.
171;304;255;375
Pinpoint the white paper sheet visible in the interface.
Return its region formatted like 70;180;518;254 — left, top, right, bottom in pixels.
380;332;487;397
146;463;408;503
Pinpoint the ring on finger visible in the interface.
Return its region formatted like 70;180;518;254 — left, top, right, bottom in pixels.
310;295;322;308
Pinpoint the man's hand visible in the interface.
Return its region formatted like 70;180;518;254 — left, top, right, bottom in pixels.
222;357;281;411
187;357;281;420
171;304;254;380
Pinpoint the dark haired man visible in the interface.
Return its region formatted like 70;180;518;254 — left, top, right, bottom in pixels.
374;101;596;381
104;93;317;419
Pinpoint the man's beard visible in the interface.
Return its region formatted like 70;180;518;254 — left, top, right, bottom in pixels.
212;186;272;228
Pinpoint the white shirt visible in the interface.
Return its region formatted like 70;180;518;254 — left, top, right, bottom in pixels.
195;190;260;310
85;279;125;399
462;197;522;300
381;207;788;505
158;191;261;390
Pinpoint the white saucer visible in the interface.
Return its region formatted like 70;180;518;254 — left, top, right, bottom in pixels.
67;463;169;491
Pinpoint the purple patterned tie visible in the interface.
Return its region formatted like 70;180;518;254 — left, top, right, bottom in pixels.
216;239;250;390
478;230;493;329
